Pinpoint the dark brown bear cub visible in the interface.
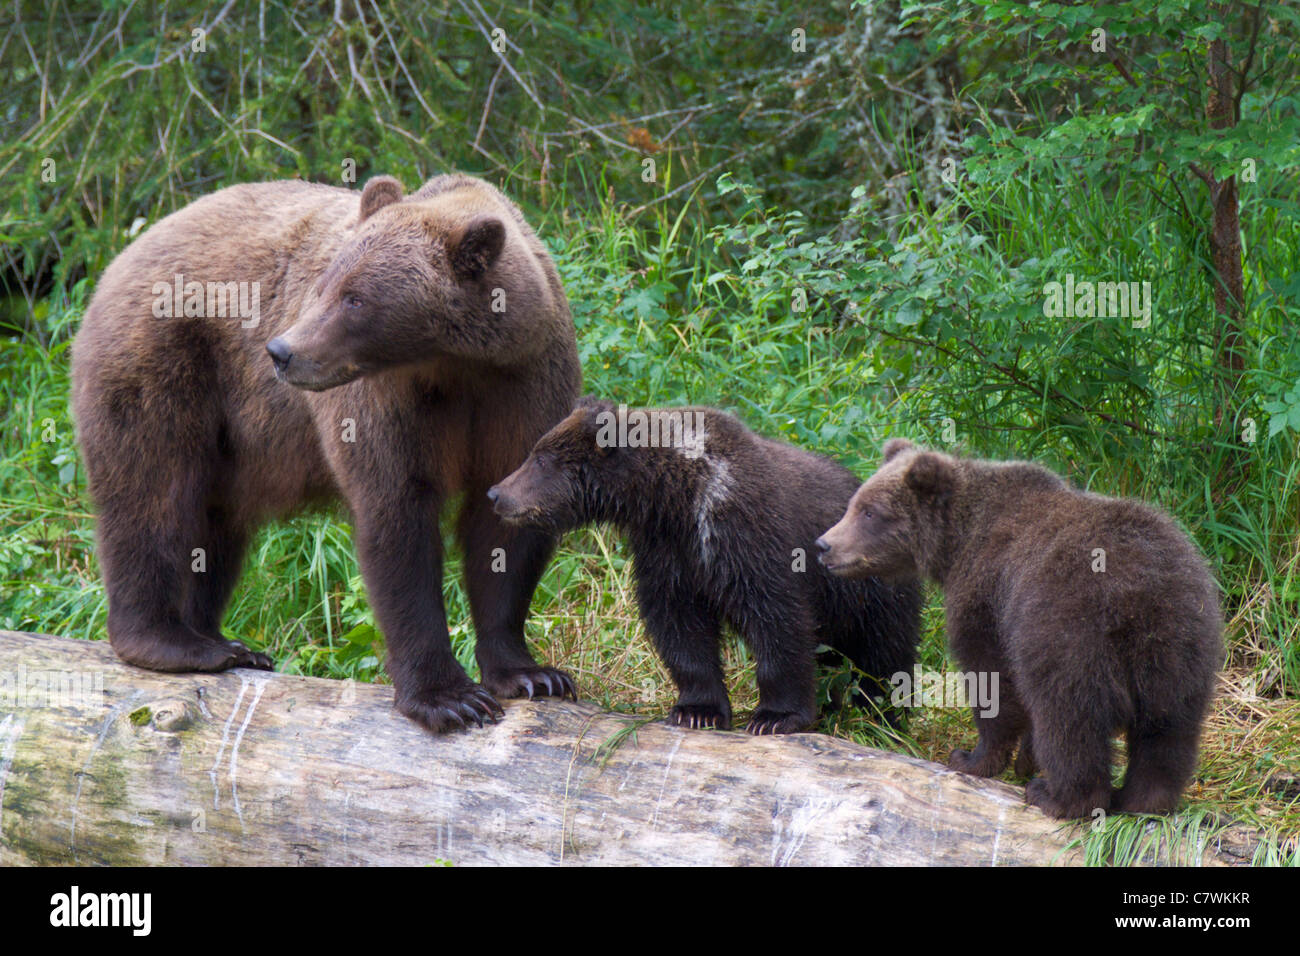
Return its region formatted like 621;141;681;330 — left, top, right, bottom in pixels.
72;174;581;733
489;398;921;734
817;439;1222;818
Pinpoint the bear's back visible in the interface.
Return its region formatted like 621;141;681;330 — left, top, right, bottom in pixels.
74;180;358;371
965;463;1222;652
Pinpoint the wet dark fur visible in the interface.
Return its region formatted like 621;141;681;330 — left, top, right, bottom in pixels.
490;398;921;734
71;174;581;733
818;439;1223;817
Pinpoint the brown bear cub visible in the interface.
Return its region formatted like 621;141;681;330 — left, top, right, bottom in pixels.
72;174;581;733
489;398;921;734
817;439;1222;818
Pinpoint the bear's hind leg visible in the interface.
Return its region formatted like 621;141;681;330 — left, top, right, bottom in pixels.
98;497;269;673
1111;721;1201;814
1023;709;1115;819
459;492;577;701
182;507;271;668
743;599;818;735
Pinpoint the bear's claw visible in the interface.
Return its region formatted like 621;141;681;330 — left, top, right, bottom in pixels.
482;666;578;702
668;703;731;730
746;708;813;735
399;684;504;734
226;640;274;671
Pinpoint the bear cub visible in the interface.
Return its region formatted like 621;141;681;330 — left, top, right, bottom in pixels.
489;398;921;734
817;439;1222;818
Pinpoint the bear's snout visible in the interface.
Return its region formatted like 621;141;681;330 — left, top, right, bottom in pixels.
487;476;540;526
266;337;293;373
816;526;857;575
487;482;516;517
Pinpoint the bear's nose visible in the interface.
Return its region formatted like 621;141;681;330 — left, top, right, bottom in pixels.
266;337;293;373
486;486;500;503
814;536;830;554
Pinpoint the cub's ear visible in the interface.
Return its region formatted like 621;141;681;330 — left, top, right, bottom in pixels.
904;452;956;503
447;215;506;281
581;398;617;456
882;437;915;463
575;394;615;415
359;176;404;223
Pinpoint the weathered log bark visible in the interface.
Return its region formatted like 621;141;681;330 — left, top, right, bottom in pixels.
0;629;1232;866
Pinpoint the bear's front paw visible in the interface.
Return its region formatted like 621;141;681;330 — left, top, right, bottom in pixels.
746;708;814;735
398;684;504;733
668;703;731;730
947;748;983;774
481;666;578;701
948;747;1008;777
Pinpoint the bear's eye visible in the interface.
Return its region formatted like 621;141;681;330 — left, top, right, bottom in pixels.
346;295;363;310
535;454;550;471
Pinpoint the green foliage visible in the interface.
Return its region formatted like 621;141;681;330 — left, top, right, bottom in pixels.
904;0;1300;178
1;0;1299;862
0;0;944;326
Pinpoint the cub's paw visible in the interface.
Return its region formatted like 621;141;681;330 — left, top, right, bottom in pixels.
668;703;731;731
1013;741;1037;779
746;709;814;736
948;748;1007;777
398;683;504;734
1024;777;1107;820
948;748;983;775
482;666;577;701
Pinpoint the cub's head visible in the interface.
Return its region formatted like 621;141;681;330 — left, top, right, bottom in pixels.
488;396;622;531
816;438;957;580
269;175;522;391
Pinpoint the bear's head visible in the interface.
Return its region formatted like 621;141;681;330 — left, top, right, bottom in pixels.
816;438;958;581
269;175;540;391
488;396;627;531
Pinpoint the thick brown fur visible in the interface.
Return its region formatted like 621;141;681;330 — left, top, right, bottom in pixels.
489;399;921;734
818;439;1223;818
72;174;581;733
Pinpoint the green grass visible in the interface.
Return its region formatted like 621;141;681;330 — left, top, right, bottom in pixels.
3;164;1299;866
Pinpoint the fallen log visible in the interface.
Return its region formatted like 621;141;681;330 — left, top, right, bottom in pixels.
0;628;1197;866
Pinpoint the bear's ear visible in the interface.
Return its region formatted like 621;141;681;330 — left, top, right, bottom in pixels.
904;452;956;503
447;215;506;281
581;398;617;456
359;176;404;223
575;394;614;414
882;438;915;463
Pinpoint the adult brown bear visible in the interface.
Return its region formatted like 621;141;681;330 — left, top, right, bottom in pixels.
71;174;581;733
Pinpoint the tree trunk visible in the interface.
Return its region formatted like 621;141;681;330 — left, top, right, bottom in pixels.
0;629;1244;866
1206;19;1245;409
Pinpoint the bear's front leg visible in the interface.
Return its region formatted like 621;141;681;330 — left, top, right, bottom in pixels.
944;605;1026;775
948;712;1024;777
948;683;1029;778
353;495;503;733
459;493;578;701
636;579;731;730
